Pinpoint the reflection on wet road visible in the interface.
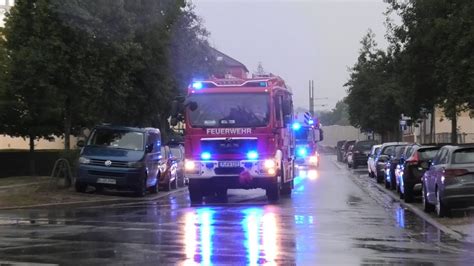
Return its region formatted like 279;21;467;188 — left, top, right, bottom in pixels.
0;156;474;265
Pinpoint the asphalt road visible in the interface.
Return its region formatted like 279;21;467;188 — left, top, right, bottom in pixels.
0;156;473;265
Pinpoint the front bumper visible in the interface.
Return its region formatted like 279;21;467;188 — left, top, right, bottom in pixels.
185;159;278;180
77;165;145;188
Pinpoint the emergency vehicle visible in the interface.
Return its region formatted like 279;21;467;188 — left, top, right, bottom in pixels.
292;113;323;169
171;75;295;203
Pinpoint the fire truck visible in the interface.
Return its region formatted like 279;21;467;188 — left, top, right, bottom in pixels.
291;115;323;169
171;75;295;203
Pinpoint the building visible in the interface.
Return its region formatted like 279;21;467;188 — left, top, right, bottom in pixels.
208;47;249;79
402;107;474;144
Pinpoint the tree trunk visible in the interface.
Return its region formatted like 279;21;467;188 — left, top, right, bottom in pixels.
64;97;72;150
451;113;457;144
29;134;36;176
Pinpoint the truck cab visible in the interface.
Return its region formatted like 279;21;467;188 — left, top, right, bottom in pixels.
171;76;295;203
292;122;323;169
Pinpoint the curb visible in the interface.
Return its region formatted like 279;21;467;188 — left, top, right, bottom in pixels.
330;158;472;245
0;187;188;211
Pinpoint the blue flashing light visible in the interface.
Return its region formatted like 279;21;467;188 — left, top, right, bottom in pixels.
259;81;267;87
201;152;211;160
292;122;301;131
297;147;307;157
192;82;203;90
308;119;314;125
247;151;259;160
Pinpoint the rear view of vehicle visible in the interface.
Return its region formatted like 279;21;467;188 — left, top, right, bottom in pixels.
398;145;440;202
422;146;474;217
336;140;346;162
342;140;355;163
347;140;377;169
375;142;407;183
385;144;411;190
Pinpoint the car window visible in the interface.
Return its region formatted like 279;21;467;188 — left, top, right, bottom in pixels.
382;146;395;156
354;141;376;150
395;146;406;158
373;147;380;156
452;148;474;164
434;149;448;165
418;148;441;160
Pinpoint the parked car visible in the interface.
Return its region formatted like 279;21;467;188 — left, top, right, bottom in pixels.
368;144;382;178
347;140;378;169
76;125;162;197
159;145;179;191
385;144;415;190
346;144;355;167
374;142;409;183
342;140;356;163
336;140;347;162
422;145;474;217
396;145;441;202
169;143;186;187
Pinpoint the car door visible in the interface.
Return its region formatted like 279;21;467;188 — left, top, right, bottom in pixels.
426;148;448;203
146;132;161;187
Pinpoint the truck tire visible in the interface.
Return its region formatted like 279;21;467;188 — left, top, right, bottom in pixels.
188;180;203;204
280;180;293;197
134;178;147;197
266;181;280;202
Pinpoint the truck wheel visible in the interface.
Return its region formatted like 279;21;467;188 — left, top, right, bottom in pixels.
266;181;280;202
75;181;87;193
280;180;293;197
189;181;203;204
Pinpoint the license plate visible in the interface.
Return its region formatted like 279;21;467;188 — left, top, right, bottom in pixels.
218;161;240;168
97;178;116;184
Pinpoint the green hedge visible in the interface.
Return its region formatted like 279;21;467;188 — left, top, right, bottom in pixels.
0;150;80;178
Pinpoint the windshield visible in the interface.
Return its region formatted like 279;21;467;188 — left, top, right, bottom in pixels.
295;128;313;143
188;93;269;128
355;141;376;151
88;129;144;151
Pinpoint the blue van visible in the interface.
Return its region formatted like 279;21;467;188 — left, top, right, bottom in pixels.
76;125;162;197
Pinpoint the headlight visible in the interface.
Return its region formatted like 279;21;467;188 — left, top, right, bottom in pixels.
309;156;318;163
185;160;196;171
79;157;90;164
127;161;145;168
264;159;276;169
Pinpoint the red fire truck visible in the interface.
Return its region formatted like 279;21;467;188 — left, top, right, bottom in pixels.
171;75;295;203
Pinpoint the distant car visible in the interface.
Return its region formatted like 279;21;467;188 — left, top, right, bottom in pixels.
374;142;409;183
347;140;378;169
422;145;474;217
368;144;381;178
342;140;356;163
385;144;413;190
169;143;186;187
396;145;441;202
336;140;347;162
159;145;178;191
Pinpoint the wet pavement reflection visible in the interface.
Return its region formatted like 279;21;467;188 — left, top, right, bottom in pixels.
1;156;474;265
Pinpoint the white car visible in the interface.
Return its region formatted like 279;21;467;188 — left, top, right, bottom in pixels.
367;144;382;178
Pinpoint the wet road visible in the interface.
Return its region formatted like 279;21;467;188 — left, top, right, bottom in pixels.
1;156;474;265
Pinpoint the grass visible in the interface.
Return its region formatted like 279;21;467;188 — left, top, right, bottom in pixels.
0;176;50;187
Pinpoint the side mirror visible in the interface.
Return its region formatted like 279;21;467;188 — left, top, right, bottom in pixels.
76;140;85;148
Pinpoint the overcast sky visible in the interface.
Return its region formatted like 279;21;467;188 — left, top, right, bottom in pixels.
193;0;391;111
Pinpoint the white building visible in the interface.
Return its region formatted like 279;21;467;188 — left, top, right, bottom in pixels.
0;0;14;27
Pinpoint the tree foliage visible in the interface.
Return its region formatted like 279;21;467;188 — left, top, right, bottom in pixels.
317;100;350;126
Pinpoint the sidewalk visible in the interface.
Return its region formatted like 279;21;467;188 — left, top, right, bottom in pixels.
331;157;474;245
0;176;184;210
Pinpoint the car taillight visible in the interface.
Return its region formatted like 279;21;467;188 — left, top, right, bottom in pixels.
443;169;469;178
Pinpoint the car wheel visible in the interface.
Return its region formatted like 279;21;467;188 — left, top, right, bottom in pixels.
422;184;435;213
404;183;414;203
134;178;147;197
398;185;404;199
435;188;450;217
188;180;203;204
75;181;87;193
149;173;159;194
384;178;391;189
171;175;178;190
266;181;280;203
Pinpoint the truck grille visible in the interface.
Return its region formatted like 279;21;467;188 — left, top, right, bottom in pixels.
89;159;128;168
215;167;244;175
201;138;258;155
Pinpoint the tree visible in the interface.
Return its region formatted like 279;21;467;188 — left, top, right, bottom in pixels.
317;100;350;126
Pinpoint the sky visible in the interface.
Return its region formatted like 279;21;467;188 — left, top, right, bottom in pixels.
193;0;391;111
